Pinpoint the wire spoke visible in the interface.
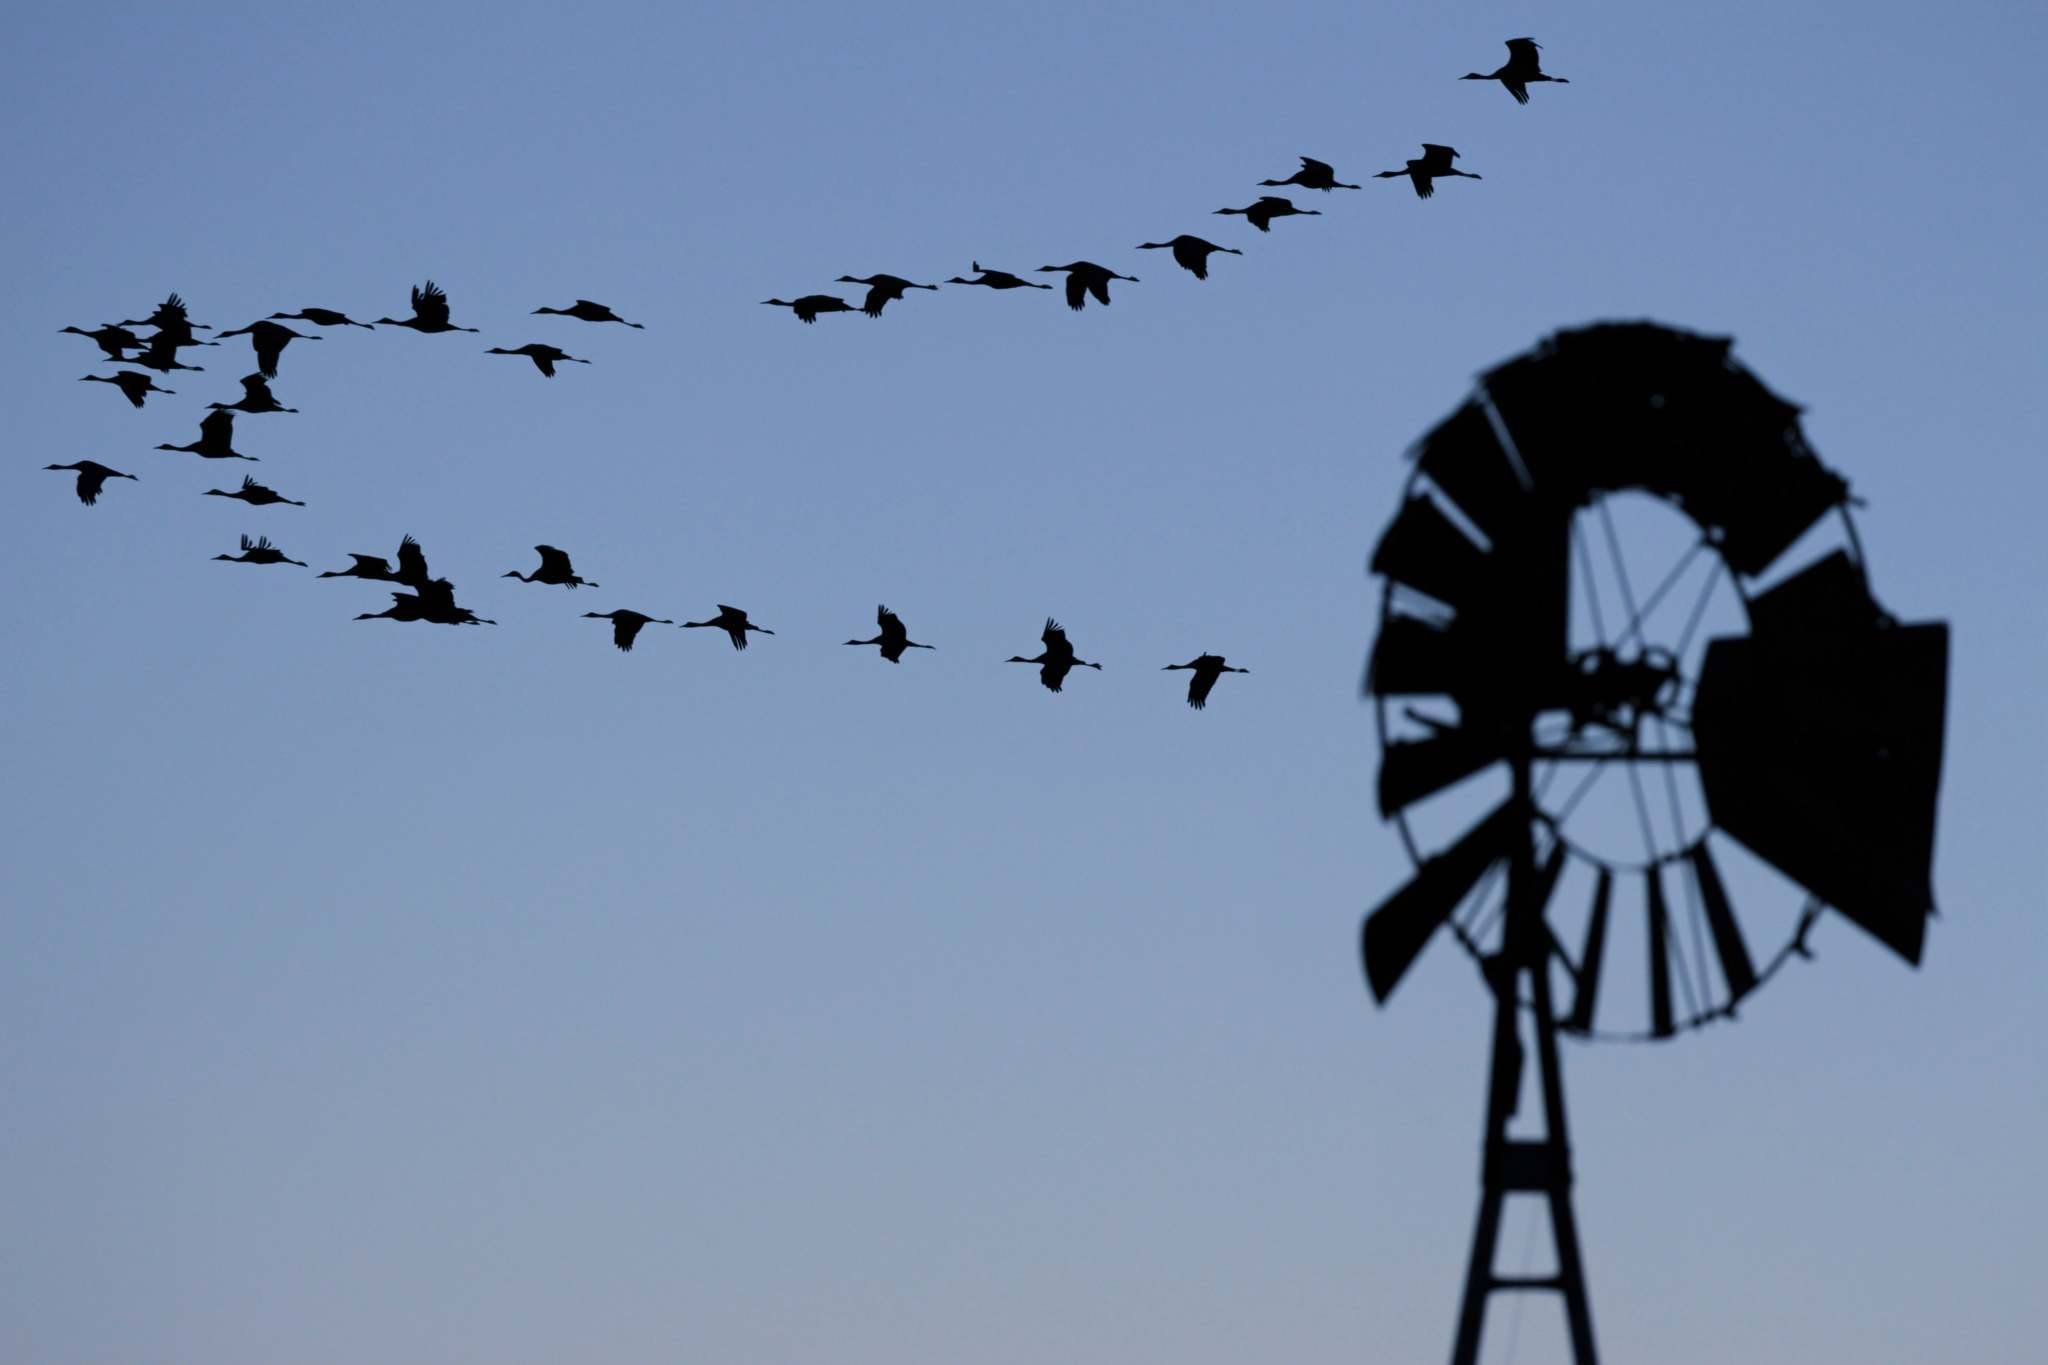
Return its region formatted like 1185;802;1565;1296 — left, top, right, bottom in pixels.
1571;514;1608;646
1597;498;1644;630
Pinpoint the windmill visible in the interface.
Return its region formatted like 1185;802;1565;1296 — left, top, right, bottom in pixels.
1360;322;1949;1365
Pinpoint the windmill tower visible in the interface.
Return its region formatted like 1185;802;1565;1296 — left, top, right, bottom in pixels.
1360;322;1949;1365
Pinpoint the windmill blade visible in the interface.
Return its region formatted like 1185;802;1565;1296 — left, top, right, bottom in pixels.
1362;801;1519;1003
1370;495;1487;611
1378;728;1502;816
1647;865;1676;1039
1693;619;1948;965
1689;842;1757;1005
1743;550;1884;637
1366;613;1465;696
1562;868;1613;1034
1412;399;1525;542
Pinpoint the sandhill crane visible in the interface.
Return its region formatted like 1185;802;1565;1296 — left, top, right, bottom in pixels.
44;460;136;505
79;372;174;408
1037;262;1138;311
1260;156;1361;191
486;343;590;377
582;609;673;652
375;280;479;333
1135;235;1242;280
214;534;306;567
321;535;427;585
358;580;495;626
504;545;597;588
204;475;304;507
683;604;773;650
1008;618;1102;693
394;535;431;588
533;299;644;327
1214;195;1321;232
835;274;940;318
761;295;859;323
945;262;1052;291
60;324;143;360
123;331;214;374
1162;654;1249;710
269;308;374;329
1462;37;1569;105
845;605;934;663
1375;144;1482;199
208;374;297;414
116;293;210;337
216;320;321;378
157;408;257;461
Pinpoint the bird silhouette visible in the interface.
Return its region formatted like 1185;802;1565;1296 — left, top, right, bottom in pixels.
214;533;306;567
208;374;297;414
582;609;673;652
216;320;321;378
1037;262;1139;311
1375;144;1482;199
1214;195;1321;232
45;460;136;505
157;408;257;461
269;308;374;329
1135;235;1243;280
945;262;1052;291
533;299;644;327
1162;654;1249;710
486;343;590;377
836;274;940;318
204;474;304;507
79;371;174;408
1008;617;1102;692
359;579;496;626
393;535;432;589
322;534;428;584
116;293;210;338
761;295;859;323
504;545;597;588
122;330;214;374
1259;156;1361;191
683;604;773;650
845;604;934;663
60;324;143;361
1462;38;1569;105
375;280;479;333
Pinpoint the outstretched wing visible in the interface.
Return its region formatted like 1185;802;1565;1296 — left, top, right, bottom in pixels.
351;554;393;575
254;329;284;378
1063;273;1087;311
614;617;642;651
1043;617;1070;650
1086;272;1112;306
537;545;573;576
397;535;429;587
1505;37;1542;65
1300;156;1334;177
199;407;233;445
239;373;266;400
1188;669;1217;710
414;280;452;326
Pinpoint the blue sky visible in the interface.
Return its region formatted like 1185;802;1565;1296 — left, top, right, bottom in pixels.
4;4;2045;1362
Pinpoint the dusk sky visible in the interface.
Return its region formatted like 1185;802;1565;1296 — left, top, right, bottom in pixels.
5;4;2045;1363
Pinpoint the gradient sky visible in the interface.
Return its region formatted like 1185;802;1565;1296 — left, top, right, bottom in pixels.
5;4;2045;1363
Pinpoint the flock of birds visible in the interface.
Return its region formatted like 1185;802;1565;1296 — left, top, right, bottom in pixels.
46;39;1569;711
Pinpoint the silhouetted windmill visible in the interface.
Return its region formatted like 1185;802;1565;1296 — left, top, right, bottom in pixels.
486;343;590;377
761;295;859;323
835;274;940;318
505;545;597;588
1214;195;1321;232
1135;235;1242;280
204;475;304;507
1008;617;1101;692
214;534;306;567
1463;37;1570;105
79;371;174;408
376;280;479;333
1259;155;1361;191
583;609;673;652
1360;323;1949;1365
533;299;643;327
1037;262;1138;311
845;605;933;662
1163;654;1248;710
945;262;1052;291
684;604;773;650
157;408;257;461
1375;144;1482;199
216;319;321;378
44;460;136;505
208;374;297;414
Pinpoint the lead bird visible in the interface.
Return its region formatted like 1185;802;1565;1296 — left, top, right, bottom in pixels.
1008;618;1101;693
375;280;479;334
1259;155;1361;191
683;604;773;650
208;374;297;414
79;371;174;408
944;262;1051;292
1214;195;1321;232
582;609;673;652
213;534;306;567
1037;261;1138;311
44;460;136;505
204;475;304;507
761;295;859;323
1462;38;1569;105
1135;235;1242;280
485;343;590;377
216;319;321;378
533;299;643;327
835;274;939;318
1162;654;1249;710
157;408;257;461
845;605;934;663
504;545;597;588
1375;144;1482;199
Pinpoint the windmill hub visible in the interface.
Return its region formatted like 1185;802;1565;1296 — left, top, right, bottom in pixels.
1559;644;1680;741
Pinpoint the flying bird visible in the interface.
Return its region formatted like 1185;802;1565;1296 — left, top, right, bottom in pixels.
533;299;643;327
157;408;256;461
761;295;860;323
216;319;321;378
1037;261;1138;311
945;262;1052;291
269;308;374;329
208;373;297;414
582;609;673;652
204;474;304;507
1214;195;1321;232
504;545;597;588
835;274;940;318
1162;654;1250;710
1135;235;1242;280
845;605;934;663
116;293;210;339
1375;144;1482;199
375;280;479;333
321;535;428;585
1008;617;1102;693
486;343;590;377
79;371;174;408
44;460;136;505
122;330;214;373
683;604;773;650
1259;156;1361;191
1462;38;1569;105
358;579;495;626
213;534;306;567
59;324;143;361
